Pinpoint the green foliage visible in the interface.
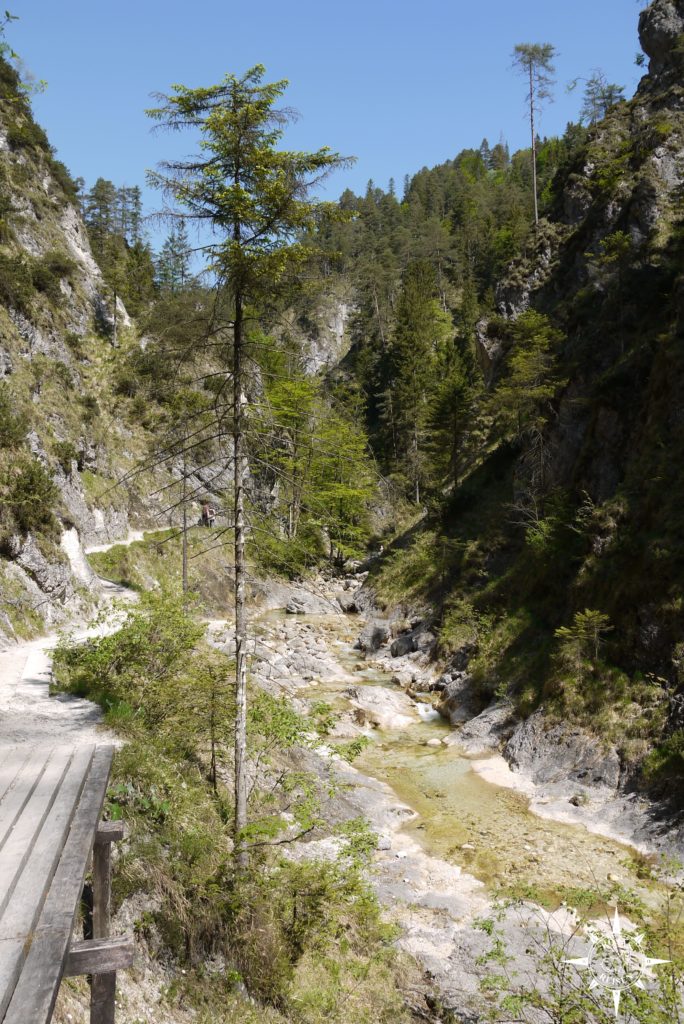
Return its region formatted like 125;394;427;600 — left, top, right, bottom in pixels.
80;177;155;315
554;608;613;687
0;249;34;311
0;383;27;447
0;452;58;542
251;346;375;566
335;735;372;763
643;729;684;786
578;70;625;124
54;589;205;713
146;64;350;309
491;310;565;440
52;439;78;474
31;248;76;301
53;593;411;1021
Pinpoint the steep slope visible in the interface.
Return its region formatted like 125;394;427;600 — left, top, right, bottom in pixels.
364;0;684;794
0;58;175;645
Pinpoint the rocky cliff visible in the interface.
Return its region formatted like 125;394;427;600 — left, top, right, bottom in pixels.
0;58;170;644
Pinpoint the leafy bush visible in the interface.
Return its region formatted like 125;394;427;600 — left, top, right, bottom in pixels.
0;453;58;539
5;116;50;155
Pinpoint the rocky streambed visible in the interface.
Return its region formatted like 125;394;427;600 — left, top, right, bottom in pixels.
209;584;683;1018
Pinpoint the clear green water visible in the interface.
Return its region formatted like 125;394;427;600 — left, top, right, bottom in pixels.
259;612;661;908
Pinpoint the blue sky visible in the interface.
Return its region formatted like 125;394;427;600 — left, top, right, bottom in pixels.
9;0;646;244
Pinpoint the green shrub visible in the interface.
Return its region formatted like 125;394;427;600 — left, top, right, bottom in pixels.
643;729;684;786
0;384;27;448
30;355;73;391
47;157;80;202
0;453;58;538
53;440;78;474
31;249;76;302
0;250;34;312
5;116;50;155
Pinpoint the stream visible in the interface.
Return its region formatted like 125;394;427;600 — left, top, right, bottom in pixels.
246;606;672;1015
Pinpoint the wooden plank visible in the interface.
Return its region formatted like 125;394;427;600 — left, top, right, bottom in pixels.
92;830;115;1024
0;747;73;913
0;749;27;803
3;745;114;1024
93;833;112;940
0;746;94;1019
95;820;124;845
91;974;116;1024
0;748;51;851
64;935;134;977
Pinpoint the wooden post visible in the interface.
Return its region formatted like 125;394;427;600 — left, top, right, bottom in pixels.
90;823;122;1024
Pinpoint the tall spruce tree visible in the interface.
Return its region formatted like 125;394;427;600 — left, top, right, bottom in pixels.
146;65;349;864
380;260;452;503
512;42;556;226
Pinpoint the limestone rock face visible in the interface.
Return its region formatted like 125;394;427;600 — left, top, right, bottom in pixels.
639;0;684;75
9;534;75;610
505;710;621;791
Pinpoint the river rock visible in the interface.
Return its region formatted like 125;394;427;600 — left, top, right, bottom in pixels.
343;684;417;730
355;619;390;653
390;633;415;657
438;672;480;725
336;590;359;613
505;709;621;791
453;700;518;754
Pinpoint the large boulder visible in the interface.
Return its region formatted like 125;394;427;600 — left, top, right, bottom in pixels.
390;633;415;658
450;701;518;755
639;0;684;75
343;684;417;731
335;590;359;613
438;672;480;725
505;710;621;791
9;533;75;606
355;619;390;653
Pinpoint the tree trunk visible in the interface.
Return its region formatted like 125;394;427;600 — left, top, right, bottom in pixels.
529;65;539;227
181;447;188;595
233;290;249;867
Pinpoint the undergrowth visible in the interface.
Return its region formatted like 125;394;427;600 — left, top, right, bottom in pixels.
52;590;419;1023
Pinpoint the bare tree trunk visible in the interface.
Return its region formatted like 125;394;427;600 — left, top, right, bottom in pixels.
529;65;539;227
181;447;188;594
233;290;249;867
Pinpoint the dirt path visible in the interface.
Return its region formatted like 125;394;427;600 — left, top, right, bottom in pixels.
0;529;144;750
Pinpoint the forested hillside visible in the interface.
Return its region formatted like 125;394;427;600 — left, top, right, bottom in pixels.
318;0;684;794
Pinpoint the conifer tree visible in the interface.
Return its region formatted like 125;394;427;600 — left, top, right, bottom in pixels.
580;70;624;124
512;43;556;226
380;260;452;503
146;65;349;864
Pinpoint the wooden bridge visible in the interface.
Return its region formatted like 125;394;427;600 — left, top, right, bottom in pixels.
0;744;133;1023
